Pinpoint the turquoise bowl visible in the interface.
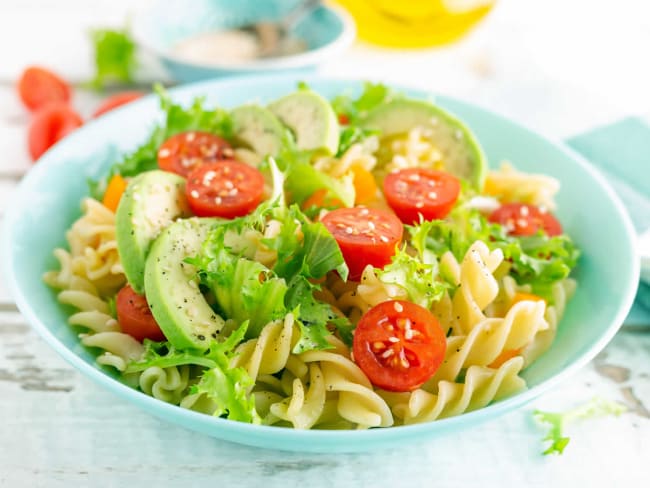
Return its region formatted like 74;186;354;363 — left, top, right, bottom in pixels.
131;0;356;82
3;75;639;452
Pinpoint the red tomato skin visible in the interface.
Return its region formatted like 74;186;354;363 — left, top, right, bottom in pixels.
28;102;83;161
157;131;234;177
93;91;144;117
489;203;563;237
321;207;403;281
17;66;71;112
383;168;461;225
116;284;166;342
353;300;447;392
185;161;265;219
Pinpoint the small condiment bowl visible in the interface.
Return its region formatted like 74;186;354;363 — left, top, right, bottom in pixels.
131;0;356;82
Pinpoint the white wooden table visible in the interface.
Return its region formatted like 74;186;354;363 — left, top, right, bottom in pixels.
1;0;649;486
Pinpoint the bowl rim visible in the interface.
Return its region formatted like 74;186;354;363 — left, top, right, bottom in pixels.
2;74;640;451
130;3;357;71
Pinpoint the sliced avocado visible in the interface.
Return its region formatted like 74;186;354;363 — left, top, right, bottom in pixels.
269;90;339;155
144;218;225;350
231;105;291;158
116;170;190;293
361;99;487;189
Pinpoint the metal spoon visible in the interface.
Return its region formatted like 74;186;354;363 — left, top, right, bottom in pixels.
242;0;322;58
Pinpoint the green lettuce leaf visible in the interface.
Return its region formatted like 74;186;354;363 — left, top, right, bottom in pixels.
125;340;218;373
410;207;580;300
89;86;233;198
376;247;449;309
533;397;626;455
190;321;261;423
331;82;399;124
89;28;137;89
336;126;380;157
196;227;288;339
193;202;349;351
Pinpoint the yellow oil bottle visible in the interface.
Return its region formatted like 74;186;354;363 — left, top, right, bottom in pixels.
335;0;496;48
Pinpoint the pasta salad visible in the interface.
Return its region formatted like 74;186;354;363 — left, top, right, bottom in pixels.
44;83;579;429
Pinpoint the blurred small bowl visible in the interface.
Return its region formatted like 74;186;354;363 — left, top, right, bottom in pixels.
131;0;356;82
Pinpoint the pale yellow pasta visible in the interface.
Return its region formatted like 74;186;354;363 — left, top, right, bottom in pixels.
63;198;125;295
521;278;576;366
485;162;560;211
139;365;191;404
270;363;327;429
231;313;297;384
313;140;378;178
384;357;525;424
357;265;409;307
448;241;504;335
381;127;444;176
301;341;393;429
80;331;144;371
44;167;576;429
425;300;548;386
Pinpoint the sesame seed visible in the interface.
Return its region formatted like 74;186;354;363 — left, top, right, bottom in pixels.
158;148;171;158
394;302;404;313
202;170;217;186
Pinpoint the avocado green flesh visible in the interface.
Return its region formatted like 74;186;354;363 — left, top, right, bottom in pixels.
231;105;290;158
116;170;191;294
269;90;340;155
361;99;487;189
144;218;224;350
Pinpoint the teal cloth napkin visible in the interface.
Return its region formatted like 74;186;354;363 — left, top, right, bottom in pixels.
566;117;650;327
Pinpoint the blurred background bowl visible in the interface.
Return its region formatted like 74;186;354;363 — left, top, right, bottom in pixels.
131;0;356;82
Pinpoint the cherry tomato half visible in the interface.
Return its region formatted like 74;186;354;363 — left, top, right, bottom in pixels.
353;300;447;392
157;131;234;177
93;91;144;117
116;284;166;342
383;168;461;224
321;207;403;281
28;102;83;161
17;66;71;112
185;161;265;218
489;203;562;237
